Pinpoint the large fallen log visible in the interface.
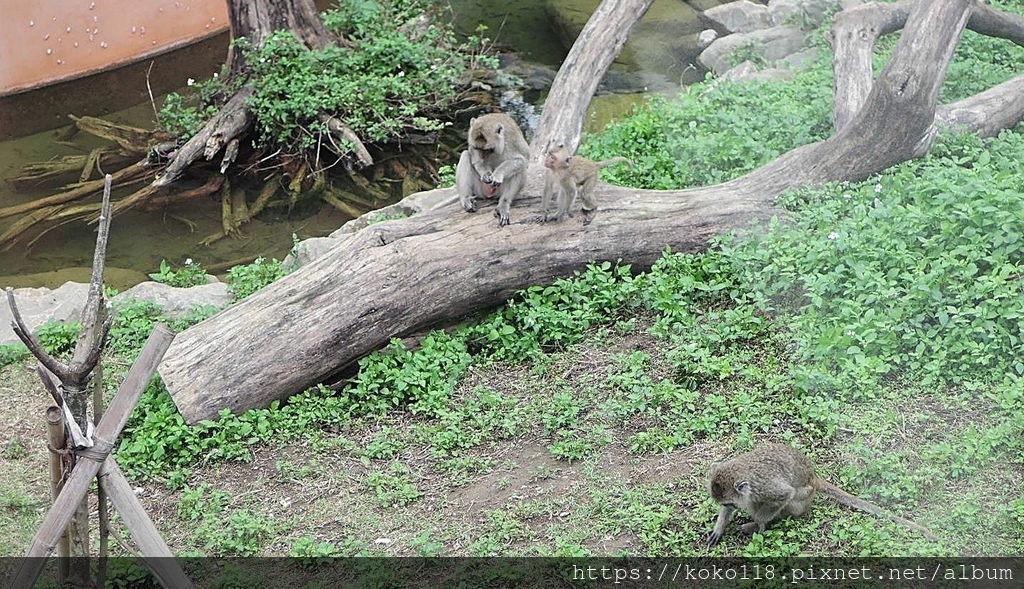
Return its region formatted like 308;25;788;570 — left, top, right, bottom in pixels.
159;0;1024;424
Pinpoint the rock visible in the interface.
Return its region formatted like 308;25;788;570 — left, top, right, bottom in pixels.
285;237;340;268
722;60;761;80
0;282;89;346
704;0;772;34
776;47;823;71
113;281;233;318
768;0;842;28
732;66;796;82
698;29;720;51
1;280;232;346
0;267;149;291
546;0;709;85
697;25;808;75
688;0;734;10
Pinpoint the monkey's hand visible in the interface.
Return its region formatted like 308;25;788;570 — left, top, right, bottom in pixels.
707;529;724;548
482;172;503;187
494;207;511;227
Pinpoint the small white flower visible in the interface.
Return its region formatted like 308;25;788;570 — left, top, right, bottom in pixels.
828;231;839;240
186;77;195;86
874;183;882;193
212;72;218;78
398;70;405;77
185;258;194;265
842;192;851;199
689;120;697;129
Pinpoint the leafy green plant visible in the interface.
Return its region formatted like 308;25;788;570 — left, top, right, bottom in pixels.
365;462;422;507
157;90;219;139
148;258;208;288
35;320;80;358
239;0;487;151
196;508;277;557
468;261;638;362
729;40;770;68
410;531;445;556
226;257;289;301
0;344;29;368
290;536;341;561
723;127;1024;390
580;70;833;190
3;437;28;460
108;299;164;357
345;331;472;417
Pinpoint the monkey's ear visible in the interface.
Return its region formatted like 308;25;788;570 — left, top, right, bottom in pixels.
734;481;751;493
470;117;477;126
495;123;504;135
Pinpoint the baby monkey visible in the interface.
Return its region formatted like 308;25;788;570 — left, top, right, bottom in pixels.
707;444;938;547
541;141;631;225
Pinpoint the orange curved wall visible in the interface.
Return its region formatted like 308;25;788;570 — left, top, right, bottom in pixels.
0;0;230;96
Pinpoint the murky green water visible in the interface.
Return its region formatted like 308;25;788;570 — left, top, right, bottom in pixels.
0;101;350;290
447;0;567;65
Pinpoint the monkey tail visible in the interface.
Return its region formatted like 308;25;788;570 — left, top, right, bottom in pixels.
595;157;632;169
819;481;939;542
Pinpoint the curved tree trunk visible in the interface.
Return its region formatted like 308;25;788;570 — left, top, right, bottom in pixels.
531;0;655;158
159;0;1024;424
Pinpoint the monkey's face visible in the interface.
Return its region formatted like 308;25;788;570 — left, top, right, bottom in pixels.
543;149;572;171
470;122;504;153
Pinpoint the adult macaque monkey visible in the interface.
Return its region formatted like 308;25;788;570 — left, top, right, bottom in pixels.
455;113;531;227
706;444;938;547
541;141;630;225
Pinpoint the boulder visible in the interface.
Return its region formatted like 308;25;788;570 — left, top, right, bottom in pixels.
768;0;842;27
0;282;89;346
697;25;808;75
113;281;233;318
726;64;796;82
546;0;711;86
2;280;232;346
776;47;823;71
698;28;719;50
704;0;772;34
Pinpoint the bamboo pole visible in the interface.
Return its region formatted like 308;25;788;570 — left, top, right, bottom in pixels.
98;460;196;589
11;324;175;589
44;407;69;585
94;356;109;589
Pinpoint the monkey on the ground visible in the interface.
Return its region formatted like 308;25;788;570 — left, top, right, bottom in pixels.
706;444;938;547
541;141;631;225
455;113;531;227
